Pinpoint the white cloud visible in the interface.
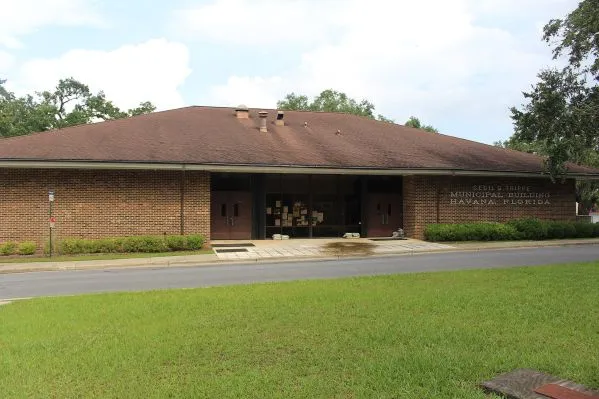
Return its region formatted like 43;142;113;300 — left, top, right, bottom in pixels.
470;0;573;17
16;39;192;110
172;0;343;45
210;76;285;108
0;0;103;48
0;51;15;72
197;0;579;142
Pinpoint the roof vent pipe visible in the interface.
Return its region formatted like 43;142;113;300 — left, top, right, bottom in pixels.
258;111;268;132
275;110;285;126
235;105;249;119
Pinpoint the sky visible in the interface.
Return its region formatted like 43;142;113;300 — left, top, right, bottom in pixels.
0;0;578;144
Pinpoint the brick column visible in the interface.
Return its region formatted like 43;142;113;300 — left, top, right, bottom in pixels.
403;176;439;239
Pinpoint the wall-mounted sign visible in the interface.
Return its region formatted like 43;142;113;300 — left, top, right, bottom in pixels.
449;184;551;206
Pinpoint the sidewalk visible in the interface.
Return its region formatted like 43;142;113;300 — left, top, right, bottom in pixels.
1;238;599;274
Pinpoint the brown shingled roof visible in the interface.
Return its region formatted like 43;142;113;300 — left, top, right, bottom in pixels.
0;106;597;176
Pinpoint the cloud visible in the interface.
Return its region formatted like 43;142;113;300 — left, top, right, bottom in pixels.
0;0;103;48
197;0;576;142
210;76;285;108
0;51;15;72
172;0;343;45
16;39;192;110
470;0;574;17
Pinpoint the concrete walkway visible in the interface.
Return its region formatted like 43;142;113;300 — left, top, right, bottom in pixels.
211;238;453;260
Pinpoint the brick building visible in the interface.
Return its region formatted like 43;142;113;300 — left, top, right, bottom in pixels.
0;106;597;245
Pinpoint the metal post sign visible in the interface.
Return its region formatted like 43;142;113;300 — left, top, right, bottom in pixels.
48;190;55;258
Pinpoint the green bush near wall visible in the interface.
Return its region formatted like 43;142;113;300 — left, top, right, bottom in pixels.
0;241;37;256
55;234;206;255
425;218;599;242
0;242;19;256
425;222;521;242
17;242;37;255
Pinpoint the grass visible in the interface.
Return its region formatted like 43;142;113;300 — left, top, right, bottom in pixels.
0;249;213;264
445;237;599;245
1;263;598;398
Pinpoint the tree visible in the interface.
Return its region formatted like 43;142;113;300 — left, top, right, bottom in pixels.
0;77;156;138
511;69;598;176
508;1;599;180
277;89;393;122
507;68;599;213
493;138;545;154
404;116;439;133
0;79;8;99
543;0;599;81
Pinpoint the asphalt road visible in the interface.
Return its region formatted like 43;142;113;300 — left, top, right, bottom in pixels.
2;245;599;300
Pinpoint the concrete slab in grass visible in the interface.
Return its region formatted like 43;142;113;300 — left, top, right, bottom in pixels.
481;369;599;399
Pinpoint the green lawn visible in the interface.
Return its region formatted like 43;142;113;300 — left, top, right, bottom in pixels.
1;263;598;398
0;249;213;264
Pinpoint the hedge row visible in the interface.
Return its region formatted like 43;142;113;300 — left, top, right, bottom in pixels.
54;234;205;255
0;241;37;256
425;219;599;242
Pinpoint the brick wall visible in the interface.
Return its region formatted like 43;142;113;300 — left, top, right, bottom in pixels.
402;176;439;240
0;169;211;247
403;175;576;239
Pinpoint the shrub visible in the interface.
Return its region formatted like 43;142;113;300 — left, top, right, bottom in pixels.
572;222;594;238
58;238;96;255
121;236;168;253
546;222;566;239
563;222;578;238
55;234;206;255
0;242;18;256
424;222;520;242
426;219;599;242
17;241;37;255
507;218;549;240
166;235;188;251
93;238;118;253
185;234;205;250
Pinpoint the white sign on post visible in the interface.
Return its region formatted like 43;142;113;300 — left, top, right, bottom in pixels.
48;191;55;202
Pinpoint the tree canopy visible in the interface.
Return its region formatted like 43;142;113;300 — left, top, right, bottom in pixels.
508;0;599;179
0;79;9;100
543;0;599;81
277;89;394;122
0;78;156;138
502;0;599;212
404;116;439;133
